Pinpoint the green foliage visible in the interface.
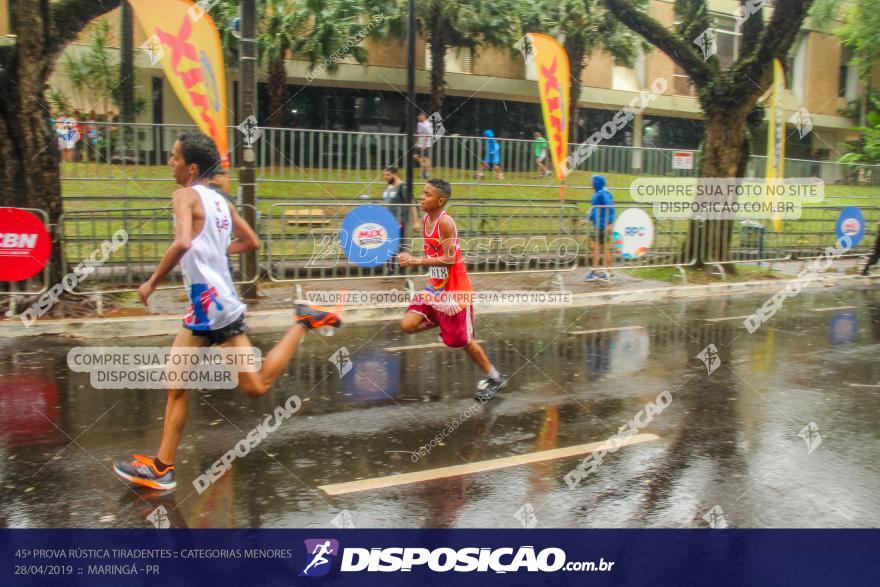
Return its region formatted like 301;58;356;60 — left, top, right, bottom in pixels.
46;86;71;112
811;0;880;82
63;19;119;108
207;0;386;72
62;18;147;115
524;0;647;67
413;0;521;51
840;96;880;164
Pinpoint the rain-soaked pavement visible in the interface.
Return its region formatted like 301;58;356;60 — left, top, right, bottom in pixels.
1;286;879;529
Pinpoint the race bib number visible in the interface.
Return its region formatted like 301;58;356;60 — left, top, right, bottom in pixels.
428;266;448;279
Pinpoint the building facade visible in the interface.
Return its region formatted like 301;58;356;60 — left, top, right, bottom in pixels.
4;0;877;160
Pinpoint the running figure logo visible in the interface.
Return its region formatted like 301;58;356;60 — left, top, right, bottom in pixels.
798;421;822;454
696;344;721;375
300;539;339;577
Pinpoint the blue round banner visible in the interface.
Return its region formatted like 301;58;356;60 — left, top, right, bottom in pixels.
835;206;865;248
340;204;401;268
829;311;858;346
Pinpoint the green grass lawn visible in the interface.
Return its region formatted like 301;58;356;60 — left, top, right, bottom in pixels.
61;162;879;207
627;263;782;284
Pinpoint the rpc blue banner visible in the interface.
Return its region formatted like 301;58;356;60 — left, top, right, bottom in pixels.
2;529;877;586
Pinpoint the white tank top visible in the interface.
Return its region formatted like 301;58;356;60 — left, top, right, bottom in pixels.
179;184;245;331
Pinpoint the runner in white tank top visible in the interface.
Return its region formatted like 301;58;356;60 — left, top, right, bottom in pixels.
180;184;245;331
113;132;343;492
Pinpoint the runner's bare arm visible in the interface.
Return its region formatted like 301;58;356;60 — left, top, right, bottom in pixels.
410;205;420;233
137;188;197;305
399;216;456;267
227;204;261;255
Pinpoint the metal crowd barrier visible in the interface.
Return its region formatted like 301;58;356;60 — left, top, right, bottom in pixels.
5;201;877;309
57;122;880;189
583;204;695;272
264;201;582;282
775;206;879;260
689;206;879;265
57;205;261;293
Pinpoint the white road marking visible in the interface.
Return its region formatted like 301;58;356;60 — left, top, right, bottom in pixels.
319;433;659;496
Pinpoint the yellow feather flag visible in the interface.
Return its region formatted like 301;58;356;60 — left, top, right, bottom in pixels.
129;0;229;164
528;33;570;184
765;58;786;231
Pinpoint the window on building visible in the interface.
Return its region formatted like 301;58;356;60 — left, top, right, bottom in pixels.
839;49;858;100
611;65;640;92
425;45;473;74
642;115;704;150
673;64;696;97
784;32;807;101
151;77;163;124
713;16;740;69
671;13;739;95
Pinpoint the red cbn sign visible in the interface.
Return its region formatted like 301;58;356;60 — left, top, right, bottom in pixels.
0;208;51;281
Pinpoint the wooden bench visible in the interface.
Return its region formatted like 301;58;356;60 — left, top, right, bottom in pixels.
285;208;330;226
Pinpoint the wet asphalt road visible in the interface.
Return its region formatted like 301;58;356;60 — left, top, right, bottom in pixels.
1;286;879;529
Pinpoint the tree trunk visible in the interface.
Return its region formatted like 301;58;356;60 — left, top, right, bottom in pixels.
0;27;63;286
267;54;287;128
565;40;585;145
0;104;64;286
686;110;750;268
428;21;448;115
0;0;121;290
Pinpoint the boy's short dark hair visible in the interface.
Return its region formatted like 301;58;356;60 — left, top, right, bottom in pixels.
177;132;221;178
427;178;451;200
385;166;399;175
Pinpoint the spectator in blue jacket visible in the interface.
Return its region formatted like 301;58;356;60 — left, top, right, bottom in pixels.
475;129;504;180
586;175;615;281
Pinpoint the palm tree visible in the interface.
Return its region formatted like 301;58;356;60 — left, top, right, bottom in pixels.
521;0;646;144
208;0;385;128
414;0;522;115
259;1;310;127
46;87;72;113
63;18;148;117
63;19;120;109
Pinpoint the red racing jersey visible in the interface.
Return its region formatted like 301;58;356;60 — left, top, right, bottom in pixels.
421;210;472;315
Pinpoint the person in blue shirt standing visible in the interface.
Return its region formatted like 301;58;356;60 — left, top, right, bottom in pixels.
476;129;504;180
585;175;615;281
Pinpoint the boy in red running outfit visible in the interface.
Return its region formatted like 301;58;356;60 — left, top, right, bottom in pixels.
398;179;507;401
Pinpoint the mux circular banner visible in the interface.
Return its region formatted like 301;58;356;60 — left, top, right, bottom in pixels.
339;204;401;268
612;208;654;259
835;206;865;248
0;208;51;281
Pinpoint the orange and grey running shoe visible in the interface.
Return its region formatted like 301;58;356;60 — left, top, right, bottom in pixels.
295;303;342;330
113;454;176;491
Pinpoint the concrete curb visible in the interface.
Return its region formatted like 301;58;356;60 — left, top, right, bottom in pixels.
1;273;873;340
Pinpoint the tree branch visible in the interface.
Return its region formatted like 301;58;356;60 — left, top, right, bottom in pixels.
738;0;764;53
733;0;815;96
602;0;711;86
48;0;122;63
